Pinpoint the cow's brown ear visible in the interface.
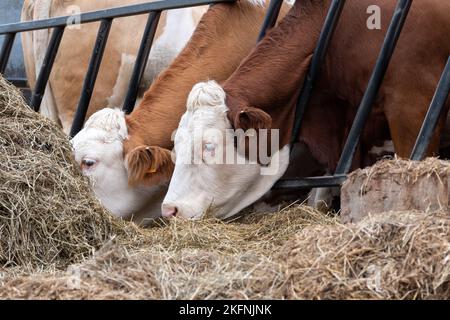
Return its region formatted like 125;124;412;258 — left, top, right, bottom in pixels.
233;107;272;132
126;145;174;186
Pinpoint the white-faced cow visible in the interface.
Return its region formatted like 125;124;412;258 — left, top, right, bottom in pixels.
162;0;450;219
71;0;291;223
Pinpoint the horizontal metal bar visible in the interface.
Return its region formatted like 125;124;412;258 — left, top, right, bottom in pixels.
273;175;347;189
334;0;412;174
6;78;28;88
122;11;161;114
31;26;65;112
0;33;16;74
70;19;112;138
410;57;450;161
0;0;234;35
257;0;283;42
290;0;346;146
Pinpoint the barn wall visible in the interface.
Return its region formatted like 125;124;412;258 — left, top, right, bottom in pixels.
0;0;26;79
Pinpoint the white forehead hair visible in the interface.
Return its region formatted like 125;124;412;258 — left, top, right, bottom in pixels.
175;81;231;165
71;108;128;154
83;108;128;140
187;80;228;113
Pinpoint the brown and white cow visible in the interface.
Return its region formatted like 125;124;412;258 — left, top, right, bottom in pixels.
22;0;206;133
162;0;450;219
71;0;291;223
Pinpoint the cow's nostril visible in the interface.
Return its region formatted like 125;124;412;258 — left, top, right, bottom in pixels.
162;205;178;218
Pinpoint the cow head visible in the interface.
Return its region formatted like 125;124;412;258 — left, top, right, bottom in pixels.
162;81;290;219
71;108;167;223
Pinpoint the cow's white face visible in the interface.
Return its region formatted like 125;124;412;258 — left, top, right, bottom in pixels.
162;81;290;220
71;108;165;223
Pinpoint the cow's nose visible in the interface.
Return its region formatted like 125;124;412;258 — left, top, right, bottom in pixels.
162;204;178;218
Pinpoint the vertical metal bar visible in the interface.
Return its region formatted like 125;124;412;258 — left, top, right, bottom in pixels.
290;0;346;146
257;0;283;42
122;11;161;114
70;19;112;137
30;26;65;112
410;57;450;161
0;33;16;74
334;0;412;174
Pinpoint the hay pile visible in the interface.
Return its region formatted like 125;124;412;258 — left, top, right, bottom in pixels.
346;156;450;186
341;157;450;223
0;207;336;299
0;75;140;271
281;210;450;299
0;208;448;299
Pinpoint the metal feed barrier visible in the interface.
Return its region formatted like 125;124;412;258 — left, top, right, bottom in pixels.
1;0;449;191
273;0;450;190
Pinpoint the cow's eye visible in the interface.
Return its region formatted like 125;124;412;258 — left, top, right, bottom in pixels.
81;158;97;169
203;143;215;152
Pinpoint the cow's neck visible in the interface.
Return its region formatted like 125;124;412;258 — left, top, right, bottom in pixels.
125;1;270;150
224;0;329;150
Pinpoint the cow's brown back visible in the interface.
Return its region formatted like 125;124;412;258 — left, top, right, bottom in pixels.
223;0;450;171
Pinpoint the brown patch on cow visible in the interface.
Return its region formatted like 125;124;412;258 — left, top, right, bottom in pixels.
126;146;174;186
222;0;324;152
220;0;450;171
